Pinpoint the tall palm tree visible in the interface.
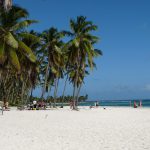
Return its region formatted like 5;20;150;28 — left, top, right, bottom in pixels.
40;27;65;106
21;30;41;104
0;5;37;104
64;16;102;109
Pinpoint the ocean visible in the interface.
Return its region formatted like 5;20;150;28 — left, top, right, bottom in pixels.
79;99;150;107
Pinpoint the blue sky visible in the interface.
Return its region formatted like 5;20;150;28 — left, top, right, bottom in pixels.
14;0;150;100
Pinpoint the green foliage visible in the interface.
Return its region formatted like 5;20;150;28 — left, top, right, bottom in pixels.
28;94;88;104
5;32;18;49
8;47;20;71
18;41;36;62
0;41;5;64
0;5;102;107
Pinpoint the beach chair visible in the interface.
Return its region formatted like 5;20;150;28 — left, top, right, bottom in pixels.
0;101;4;115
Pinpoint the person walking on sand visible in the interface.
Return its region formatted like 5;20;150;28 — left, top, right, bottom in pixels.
134;101;137;108
139;100;142;107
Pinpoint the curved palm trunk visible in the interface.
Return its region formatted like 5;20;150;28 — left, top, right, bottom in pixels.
30;87;33;103
72;49;80;110
76;65;85;106
61;74;68;106
41;62;49;101
76;84;82;106
72;84;77;110
21;81;25;107
47;85;52;103
53;78;59;108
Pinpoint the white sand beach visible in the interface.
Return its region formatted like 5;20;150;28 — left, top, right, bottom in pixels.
0;107;150;150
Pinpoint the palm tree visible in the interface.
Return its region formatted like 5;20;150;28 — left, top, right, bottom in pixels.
64;16;102;109
20;30;41;104
0;5;37;104
40;27;65;106
0;5;37;72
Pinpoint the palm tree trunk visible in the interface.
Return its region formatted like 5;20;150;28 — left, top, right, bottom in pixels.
47;85;52;103
72;49;80;110
61;74;68;106
3;71;9;107
76;64;85;106
76;84;82;107
41;62;49;100
53;78;59;107
30;87;33;103
21;81;25;107
72;84;77;109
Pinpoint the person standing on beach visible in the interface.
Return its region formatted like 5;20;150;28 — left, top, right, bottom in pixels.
134;101;137;108
139;100;142;107
33;100;37;110
95;101;99;107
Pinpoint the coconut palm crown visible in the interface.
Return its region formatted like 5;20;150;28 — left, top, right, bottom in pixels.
0;5;37;72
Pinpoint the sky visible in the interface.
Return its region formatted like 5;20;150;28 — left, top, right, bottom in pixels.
14;0;150;100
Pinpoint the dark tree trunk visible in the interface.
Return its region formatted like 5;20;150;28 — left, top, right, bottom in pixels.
30;87;33;103
72;84;77;110
76;84;82;106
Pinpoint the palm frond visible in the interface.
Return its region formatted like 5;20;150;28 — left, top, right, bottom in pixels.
8;48;20;71
94;49;103;56
61;31;74;37
5;32;18;49
72;38;79;47
11;20;38;31
18;41;36;62
19;32;40;44
0;42;6;64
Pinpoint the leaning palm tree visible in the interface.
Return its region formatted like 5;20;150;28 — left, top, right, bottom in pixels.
20;30;41;104
64;16;102;109
40;27;65;106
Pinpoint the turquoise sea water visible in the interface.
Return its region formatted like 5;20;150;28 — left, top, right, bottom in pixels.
79;100;150;107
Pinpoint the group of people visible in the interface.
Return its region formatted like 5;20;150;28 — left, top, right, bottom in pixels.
90;101;100;109
133;100;142;108
27;100;46;110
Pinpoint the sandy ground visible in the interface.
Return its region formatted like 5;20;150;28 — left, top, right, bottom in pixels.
0;107;150;150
